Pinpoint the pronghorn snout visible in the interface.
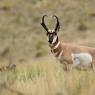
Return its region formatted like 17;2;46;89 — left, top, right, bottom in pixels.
48;38;53;44
48;33;53;44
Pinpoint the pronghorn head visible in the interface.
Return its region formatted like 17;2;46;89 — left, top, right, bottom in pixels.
40;15;60;44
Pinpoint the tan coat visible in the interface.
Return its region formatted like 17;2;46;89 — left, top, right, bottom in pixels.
51;42;95;70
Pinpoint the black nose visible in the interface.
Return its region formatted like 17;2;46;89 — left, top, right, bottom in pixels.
48;40;52;44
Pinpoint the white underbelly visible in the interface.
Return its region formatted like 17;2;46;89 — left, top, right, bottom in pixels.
72;53;92;68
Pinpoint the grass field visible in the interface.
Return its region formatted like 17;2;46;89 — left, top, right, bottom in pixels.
0;59;95;95
0;0;95;95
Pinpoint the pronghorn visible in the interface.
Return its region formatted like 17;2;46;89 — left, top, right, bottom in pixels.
40;15;95;71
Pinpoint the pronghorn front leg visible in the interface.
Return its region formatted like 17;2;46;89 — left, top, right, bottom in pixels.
60;60;73;71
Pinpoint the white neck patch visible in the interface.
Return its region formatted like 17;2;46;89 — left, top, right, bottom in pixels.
53;41;60;50
52;36;57;44
58;50;63;59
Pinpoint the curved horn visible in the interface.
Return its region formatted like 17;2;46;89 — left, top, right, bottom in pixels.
40;15;48;32
53;15;60;32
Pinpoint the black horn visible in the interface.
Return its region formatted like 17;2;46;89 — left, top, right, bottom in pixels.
53;15;60;32
40;15;48;32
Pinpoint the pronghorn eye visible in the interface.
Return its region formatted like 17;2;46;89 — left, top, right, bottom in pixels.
54;32;57;35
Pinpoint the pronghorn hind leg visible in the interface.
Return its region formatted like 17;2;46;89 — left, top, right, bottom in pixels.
90;62;95;71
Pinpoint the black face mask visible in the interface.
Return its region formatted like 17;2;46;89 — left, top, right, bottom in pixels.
47;32;58;44
48;34;53;44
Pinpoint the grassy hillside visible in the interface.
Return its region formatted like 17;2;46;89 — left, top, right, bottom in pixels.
0;0;95;95
0;0;95;61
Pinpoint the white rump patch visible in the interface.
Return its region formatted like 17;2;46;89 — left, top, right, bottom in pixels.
72;53;92;67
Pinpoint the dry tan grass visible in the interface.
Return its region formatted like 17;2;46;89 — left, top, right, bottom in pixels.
0;59;95;95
